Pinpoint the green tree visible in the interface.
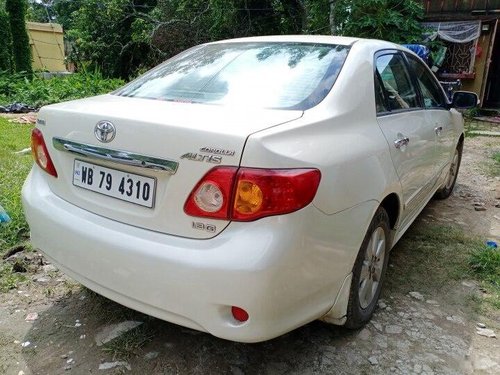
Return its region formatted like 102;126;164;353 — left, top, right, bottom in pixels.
153;0;307;61
334;0;424;43
68;0;157;78
52;0;84;31
6;0;33;76
303;0;330;33
0;9;14;72
26;0;49;23
27;0;85;30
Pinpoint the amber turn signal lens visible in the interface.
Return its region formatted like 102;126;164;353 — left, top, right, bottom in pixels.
234;180;263;214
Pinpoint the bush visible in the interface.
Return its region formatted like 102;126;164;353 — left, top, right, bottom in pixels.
0;71;125;108
5;0;32;76
0;9;13;73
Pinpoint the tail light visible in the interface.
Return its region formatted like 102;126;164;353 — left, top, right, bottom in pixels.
31;128;58;177
184;167;321;222
184;167;237;219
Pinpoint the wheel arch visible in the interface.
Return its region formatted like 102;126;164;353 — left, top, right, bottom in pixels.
379;192;401;230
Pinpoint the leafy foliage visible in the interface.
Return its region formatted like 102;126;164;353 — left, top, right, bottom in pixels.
0;71;124;108
6;0;33;76
61;0;309;78
0;9;13;72
333;0;425;43
26;0;48;22
67;0;157;78
27;0;84;31
22;0;426;78
303;0;330;34
152;0;307;65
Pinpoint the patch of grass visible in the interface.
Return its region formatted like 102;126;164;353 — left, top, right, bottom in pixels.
0;118;33;254
464;119;481;137
0;262;28;292
489;151;500;177
387;224;476;291
0;118;34;291
469;244;500;309
0;70;124;108
463;118;500;137
470;244;500;282
101;323;155;360
386;221;499;313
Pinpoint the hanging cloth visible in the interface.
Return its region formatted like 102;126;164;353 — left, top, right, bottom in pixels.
422;21;481;44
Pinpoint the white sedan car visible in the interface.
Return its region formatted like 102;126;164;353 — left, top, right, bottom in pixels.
22;35;476;343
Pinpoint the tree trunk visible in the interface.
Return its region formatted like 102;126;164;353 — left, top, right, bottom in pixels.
329;0;335;35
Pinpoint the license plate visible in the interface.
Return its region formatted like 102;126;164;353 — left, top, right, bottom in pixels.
73;160;156;208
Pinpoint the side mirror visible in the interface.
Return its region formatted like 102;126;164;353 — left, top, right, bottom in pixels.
451;91;479;109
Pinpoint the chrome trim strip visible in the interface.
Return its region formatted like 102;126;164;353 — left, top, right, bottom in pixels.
52;137;178;174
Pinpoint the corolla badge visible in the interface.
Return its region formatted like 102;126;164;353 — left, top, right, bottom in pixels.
94;120;116;143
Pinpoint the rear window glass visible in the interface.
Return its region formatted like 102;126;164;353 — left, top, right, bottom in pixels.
115;42;350;110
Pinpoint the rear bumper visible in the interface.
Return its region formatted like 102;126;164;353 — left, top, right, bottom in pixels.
22;167;374;342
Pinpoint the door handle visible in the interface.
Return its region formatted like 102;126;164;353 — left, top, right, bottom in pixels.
394;136;410;149
435;126;443;136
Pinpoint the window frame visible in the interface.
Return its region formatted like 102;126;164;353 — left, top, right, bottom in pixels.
373;50;422;116
374;49;453;117
403;52;449;111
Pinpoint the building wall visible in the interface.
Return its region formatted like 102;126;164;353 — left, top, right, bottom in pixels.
461;26;493;96
27;22;66;72
422;1;500;105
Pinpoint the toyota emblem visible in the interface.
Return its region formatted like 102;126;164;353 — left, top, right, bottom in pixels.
94;121;116;143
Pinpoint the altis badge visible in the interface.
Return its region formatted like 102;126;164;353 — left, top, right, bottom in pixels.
181;147;236;164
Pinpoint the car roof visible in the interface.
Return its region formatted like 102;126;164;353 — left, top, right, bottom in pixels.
208;35;400;49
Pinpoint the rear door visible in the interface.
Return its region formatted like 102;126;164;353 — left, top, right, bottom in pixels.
375;52;437;218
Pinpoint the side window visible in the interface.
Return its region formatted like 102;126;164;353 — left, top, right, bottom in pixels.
375;54;419;111
407;55;446;109
374;73;388;113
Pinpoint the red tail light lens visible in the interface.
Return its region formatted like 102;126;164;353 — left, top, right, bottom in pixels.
31;128;58;177
184;167;321;221
184;167;238;219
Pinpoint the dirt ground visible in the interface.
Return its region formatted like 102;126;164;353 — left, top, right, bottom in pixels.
0;135;499;375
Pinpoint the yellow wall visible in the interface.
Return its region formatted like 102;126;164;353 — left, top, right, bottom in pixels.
461;22;493;104
27;22;66;72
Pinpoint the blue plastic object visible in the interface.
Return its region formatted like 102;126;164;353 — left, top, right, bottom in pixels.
401;44;430;64
486;241;498;249
0;205;11;226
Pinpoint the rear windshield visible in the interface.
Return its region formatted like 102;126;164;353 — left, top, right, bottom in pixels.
115;42;350;110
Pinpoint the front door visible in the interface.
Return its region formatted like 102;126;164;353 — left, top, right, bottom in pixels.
405;54;454;176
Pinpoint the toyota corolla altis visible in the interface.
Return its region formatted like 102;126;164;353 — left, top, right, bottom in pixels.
22;36;477;342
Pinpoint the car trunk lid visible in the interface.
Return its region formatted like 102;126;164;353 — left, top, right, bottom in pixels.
37;94;302;238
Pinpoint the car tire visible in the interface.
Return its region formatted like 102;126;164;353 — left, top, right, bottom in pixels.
345;207;390;329
434;142;463;200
